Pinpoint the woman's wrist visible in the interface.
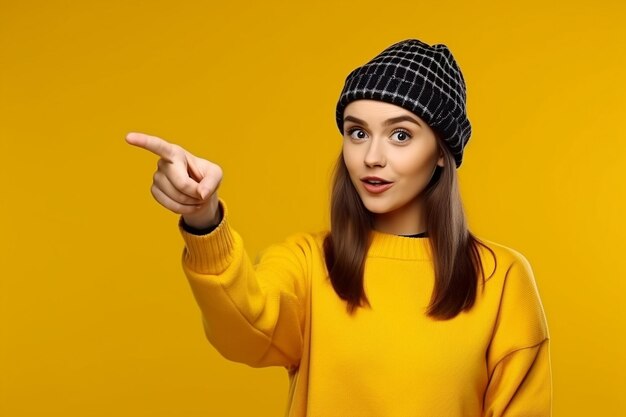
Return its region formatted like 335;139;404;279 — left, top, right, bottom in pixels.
182;195;221;230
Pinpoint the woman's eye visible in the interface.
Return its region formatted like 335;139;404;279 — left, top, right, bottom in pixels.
347;128;367;140
346;128;412;143
392;129;412;142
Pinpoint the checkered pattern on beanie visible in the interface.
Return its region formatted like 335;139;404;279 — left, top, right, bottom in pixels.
335;39;472;168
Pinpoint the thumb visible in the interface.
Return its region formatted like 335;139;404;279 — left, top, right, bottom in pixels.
185;151;221;200
197;176;213;200
185;152;208;198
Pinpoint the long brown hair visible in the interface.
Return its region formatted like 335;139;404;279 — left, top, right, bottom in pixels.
322;136;497;320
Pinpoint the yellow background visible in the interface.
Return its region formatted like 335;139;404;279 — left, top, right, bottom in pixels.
1;1;625;416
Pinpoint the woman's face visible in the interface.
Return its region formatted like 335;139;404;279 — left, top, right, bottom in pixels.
342;99;444;234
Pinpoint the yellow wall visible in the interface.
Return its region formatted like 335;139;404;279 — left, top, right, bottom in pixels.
1;1;625;416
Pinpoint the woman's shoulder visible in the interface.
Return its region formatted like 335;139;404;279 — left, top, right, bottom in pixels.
254;229;329;262
472;234;550;341
282;229;330;255
474;235;529;261
470;234;536;283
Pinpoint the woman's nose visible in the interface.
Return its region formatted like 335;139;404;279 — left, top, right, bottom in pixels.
364;138;386;167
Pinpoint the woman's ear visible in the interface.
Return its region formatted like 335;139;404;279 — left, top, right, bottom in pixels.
437;151;445;167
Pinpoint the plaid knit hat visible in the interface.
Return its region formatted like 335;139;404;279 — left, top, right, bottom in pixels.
335;39;471;168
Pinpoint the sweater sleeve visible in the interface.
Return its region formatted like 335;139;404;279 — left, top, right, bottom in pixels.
177;197;310;371
483;253;552;416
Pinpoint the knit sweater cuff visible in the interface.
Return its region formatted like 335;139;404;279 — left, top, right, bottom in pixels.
177;197;235;275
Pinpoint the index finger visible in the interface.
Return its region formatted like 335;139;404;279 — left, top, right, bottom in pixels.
125;132;176;162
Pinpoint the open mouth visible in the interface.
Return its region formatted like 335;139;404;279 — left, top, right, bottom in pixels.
361;180;394;193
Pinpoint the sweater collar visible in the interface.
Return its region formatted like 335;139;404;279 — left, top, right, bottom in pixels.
368;229;433;261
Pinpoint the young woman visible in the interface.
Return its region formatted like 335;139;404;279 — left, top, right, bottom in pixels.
126;38;552;417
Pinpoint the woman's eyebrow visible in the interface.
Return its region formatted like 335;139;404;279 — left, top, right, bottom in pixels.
343;115;422;127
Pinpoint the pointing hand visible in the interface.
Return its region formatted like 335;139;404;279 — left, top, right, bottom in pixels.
125;132;223;229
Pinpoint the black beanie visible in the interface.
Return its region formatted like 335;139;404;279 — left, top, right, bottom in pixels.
335;39;472;168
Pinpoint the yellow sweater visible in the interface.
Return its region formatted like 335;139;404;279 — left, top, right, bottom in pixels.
178;198;552;417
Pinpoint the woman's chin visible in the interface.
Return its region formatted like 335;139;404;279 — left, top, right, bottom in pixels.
361;199;394;215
